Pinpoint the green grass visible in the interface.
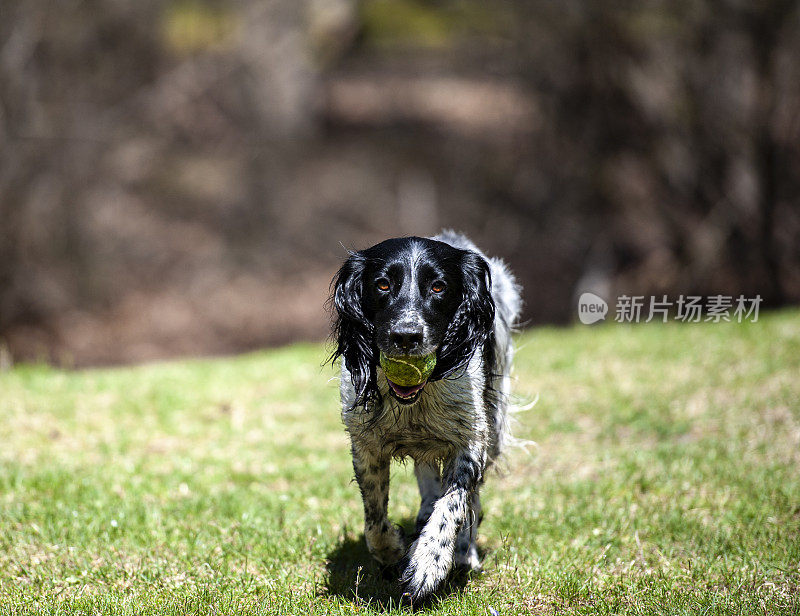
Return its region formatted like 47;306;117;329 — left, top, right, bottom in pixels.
1;310;799;615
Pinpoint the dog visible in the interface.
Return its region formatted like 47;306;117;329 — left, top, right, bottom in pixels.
329;230;521;602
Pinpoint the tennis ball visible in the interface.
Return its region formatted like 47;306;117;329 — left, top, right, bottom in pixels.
379;351;437;387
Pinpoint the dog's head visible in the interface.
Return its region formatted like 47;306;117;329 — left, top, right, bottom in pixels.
330;237;495;407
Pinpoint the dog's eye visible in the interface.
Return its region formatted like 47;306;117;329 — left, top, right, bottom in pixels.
376;278;390;291
431;281;445;293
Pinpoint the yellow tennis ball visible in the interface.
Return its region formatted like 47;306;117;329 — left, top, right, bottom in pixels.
379;351;437;387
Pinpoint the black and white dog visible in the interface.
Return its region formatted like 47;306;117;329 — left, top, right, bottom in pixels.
329;230;521;601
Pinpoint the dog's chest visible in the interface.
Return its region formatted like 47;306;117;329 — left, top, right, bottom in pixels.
345;377;483;463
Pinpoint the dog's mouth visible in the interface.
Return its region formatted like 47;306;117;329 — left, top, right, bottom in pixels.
386;379;427;404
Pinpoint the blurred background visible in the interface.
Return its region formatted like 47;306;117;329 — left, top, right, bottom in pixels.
1;0;799;366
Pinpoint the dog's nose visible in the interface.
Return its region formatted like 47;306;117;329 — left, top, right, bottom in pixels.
389;325;424;352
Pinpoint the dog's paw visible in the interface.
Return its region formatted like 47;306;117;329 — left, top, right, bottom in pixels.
453;537;481;571
365;522;406;566
398;534;452;603
454;543;481;571
378;561;401;581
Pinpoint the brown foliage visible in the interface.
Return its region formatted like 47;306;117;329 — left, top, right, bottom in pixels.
1;0;798;364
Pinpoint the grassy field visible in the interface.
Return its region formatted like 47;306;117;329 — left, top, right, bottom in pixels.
1;310;799;615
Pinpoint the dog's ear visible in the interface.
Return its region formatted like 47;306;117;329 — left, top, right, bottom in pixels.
329;252;378;406
434;251;496;380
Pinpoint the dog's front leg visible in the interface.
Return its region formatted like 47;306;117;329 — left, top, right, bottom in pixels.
351;444;406;566
400;446;485;601
414;461;442;532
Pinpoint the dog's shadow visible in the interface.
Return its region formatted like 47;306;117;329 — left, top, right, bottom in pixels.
321;518;481;612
